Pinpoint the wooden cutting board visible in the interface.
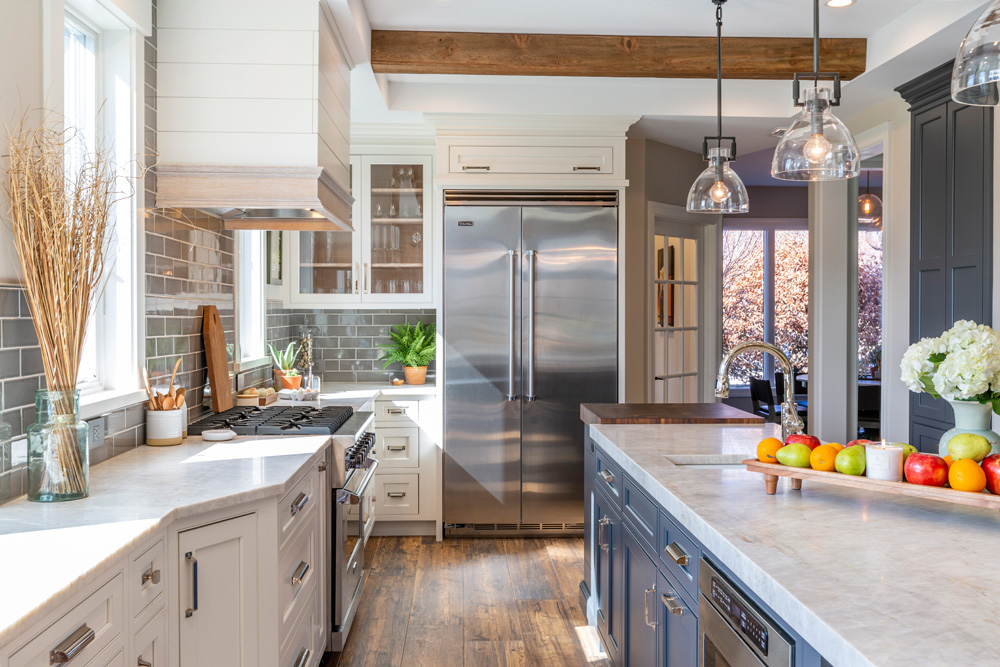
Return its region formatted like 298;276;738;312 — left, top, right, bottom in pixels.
202;305;234;412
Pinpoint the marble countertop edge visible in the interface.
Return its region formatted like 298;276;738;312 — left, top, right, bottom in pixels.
589;424;876;667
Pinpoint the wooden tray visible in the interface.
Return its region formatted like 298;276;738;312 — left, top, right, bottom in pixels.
236;392;278;407
742;459;1000;515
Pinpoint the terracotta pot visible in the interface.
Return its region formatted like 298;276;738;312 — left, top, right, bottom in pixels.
403;366;427;385
280;373;302;390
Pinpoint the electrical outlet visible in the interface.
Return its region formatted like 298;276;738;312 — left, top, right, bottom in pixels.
86;416;106;450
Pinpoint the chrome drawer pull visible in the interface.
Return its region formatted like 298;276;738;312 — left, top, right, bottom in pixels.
185;552;198;617
461;165;491;171
599;469;615;485
50;624;95;663
141;564;161;586
662;592;685;617
137;657;152;667
386;407;407;415
598;517;610;551
387;445;407;451
644;586;657;628
665;541;689;567
387;491;406;498
290;492;310;516
573;166;601;171
291;561;310;585
293;647;311;667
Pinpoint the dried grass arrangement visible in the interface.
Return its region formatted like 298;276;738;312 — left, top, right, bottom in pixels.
3;116;134;499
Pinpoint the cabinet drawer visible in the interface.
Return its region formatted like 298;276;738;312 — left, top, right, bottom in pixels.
280;586;320;667
11;572;124;667
279;468;320;550
375;474;419;515
375;399;419;424
449;144;614;175
278;514;321;644
131;538;165;621
133;608;165;667
623;477;656;555
84;642;124;667
373;427;419;468
594;446;623;506
658;511;700;603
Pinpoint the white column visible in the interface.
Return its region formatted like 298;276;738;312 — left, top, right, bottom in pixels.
808;180;859;443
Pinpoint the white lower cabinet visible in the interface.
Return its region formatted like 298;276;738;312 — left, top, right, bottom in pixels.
133;608;165;667
86;643;125;667
374;474;419;515
178;514;259;667
9;571;124;667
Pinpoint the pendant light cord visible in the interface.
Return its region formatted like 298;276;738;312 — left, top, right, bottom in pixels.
813;0;820;88
716;0;723;145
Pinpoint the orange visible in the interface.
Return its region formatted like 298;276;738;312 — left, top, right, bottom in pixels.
810;445;839;471
943;455;955;469
757;437;784;463
949;458;987;492
827;443;845;453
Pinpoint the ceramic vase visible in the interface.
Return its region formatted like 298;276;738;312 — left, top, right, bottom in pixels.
938;399;1000;457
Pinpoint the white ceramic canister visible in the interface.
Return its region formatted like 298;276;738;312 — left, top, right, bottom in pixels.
146;409;184;446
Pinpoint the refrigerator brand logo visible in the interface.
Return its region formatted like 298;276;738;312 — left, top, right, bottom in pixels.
457;221;474;226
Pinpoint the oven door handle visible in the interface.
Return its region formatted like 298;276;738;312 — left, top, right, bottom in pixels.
336;459;380;505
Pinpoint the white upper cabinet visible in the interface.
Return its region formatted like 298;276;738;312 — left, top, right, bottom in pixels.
290;154;434;306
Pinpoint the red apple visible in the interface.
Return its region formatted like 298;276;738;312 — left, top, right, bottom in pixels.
982;454;1000;494
847;439;873;449
785;433;821;450
904;453;949;487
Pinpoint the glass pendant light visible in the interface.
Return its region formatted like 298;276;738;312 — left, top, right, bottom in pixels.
687;0;749;214
858;171;882;228
952;1;1000;105
771;0;860;181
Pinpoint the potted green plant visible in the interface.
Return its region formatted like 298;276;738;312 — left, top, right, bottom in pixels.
269;341;301;389
378;321;436;385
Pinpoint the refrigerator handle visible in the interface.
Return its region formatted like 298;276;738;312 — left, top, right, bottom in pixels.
507;250;518;401
526;250;537;401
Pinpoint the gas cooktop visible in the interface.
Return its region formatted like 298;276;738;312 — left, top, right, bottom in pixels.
188;405;355;436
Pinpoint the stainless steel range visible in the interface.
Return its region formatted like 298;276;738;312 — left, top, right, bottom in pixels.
189;405;378;652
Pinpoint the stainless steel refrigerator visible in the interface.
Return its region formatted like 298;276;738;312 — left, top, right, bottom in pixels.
443;191;618;532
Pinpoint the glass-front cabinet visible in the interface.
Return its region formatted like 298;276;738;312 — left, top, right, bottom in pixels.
289;154;433;305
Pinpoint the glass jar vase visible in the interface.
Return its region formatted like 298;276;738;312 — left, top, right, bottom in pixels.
27;390;89;502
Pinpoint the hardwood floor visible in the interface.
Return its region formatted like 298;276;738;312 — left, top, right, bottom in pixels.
328;536;612;667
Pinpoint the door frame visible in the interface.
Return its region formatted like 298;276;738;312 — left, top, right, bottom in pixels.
646;202;721;403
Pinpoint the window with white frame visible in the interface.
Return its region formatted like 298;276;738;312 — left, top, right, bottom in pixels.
237;231;268;366
62;2;145;412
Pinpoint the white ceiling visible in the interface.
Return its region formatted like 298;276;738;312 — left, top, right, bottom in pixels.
350;0;993;153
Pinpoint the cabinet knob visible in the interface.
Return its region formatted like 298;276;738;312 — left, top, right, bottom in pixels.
137;657;153;667
662;592;686;617
291;561;310;585
293;648;311;667
141;564;161;586
290;492;310;516
664;541;689;567
387;491;406;498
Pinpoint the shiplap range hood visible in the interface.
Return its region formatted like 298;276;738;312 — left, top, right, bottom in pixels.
155;0;354;231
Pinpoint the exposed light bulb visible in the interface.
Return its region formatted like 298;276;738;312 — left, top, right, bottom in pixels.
709;180;730;203
803;133;833;165
862;198;873;215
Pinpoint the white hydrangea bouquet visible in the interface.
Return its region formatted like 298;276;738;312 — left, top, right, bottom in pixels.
900;320;1000;409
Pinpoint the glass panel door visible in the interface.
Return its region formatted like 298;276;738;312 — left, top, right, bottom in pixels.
653;222;702;403
298;230;357;295
367;161;426;298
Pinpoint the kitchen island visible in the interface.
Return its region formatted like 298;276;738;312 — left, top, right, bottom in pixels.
589;422;999;666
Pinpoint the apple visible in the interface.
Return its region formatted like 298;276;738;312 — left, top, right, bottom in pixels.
785;433;821;451
982;454;1000;494
904;453;949;487
846;439;873;449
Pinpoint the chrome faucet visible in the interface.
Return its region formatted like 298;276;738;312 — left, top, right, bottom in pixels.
715;341;805;442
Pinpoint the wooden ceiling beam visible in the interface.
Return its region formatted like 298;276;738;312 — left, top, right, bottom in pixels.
371;31;867;80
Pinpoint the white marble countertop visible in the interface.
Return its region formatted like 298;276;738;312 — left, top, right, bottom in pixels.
591;423;1000;667
320;381;437;397
0;434;331;647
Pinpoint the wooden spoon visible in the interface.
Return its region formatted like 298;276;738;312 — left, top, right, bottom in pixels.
168;358;182;398
161;396;175;410
142;367;157;410
175;394;185;409
176;387;187;403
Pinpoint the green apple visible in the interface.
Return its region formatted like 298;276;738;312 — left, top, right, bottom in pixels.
947;433;992;462
892;442;918;463
835;446;866;475
775;443;812;468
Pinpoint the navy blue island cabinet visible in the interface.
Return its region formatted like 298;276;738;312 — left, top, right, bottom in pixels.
584;439;833;667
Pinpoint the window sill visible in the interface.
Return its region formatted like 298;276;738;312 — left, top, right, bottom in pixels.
235;356;271;373
80;388;148;420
